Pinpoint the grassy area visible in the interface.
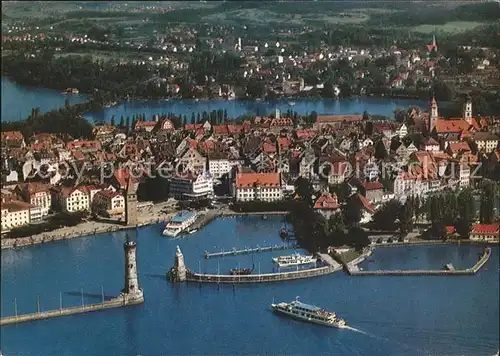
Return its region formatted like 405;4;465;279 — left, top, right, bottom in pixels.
336;249;362;264
203;8;371;25
412;21;485;34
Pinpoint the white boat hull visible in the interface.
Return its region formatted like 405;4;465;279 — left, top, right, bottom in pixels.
271;305;346;329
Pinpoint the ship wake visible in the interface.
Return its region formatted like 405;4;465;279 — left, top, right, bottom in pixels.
344;326;370;336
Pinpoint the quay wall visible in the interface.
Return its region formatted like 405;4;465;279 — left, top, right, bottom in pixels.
372;239;499;247
0;295;144;326
349;247;491;277
185;265;341;284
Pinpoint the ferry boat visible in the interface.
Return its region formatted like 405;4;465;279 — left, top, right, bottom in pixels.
163;211;199;237
271;297;346;328
272;253;315;267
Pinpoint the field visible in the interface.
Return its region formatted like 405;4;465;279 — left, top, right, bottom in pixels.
412;21;486;34
202;7;399;26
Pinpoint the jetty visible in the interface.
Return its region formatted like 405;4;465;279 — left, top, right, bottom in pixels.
1;236;144;326
169;246;342;284
347;247;491;276
204;243;298;259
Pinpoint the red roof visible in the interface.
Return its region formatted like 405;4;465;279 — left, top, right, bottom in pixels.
66;140;101;151
356;193;375;214
362;181;384;191
1;131;24;141
445;226;456;235
317;115;362;124
471;224;499;235
184;123;203;131
235;173;280;188
313;193;339;210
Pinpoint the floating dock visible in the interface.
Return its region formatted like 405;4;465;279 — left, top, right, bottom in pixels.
204;244;298;259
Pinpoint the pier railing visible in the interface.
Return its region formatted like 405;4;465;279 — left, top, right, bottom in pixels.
0;294;144;326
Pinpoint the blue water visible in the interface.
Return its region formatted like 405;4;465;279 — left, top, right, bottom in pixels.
84;97;425;124
1;77;88;122
1;216;499;356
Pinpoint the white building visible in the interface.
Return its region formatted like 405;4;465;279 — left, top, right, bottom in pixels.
57;185;101;213
92;190;125;216
18;182;52;217
169;172;214;200
208;159;242;179
1;200;39;231
234;172;283;202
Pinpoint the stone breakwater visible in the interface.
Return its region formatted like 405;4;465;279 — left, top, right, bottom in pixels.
0;293;144;326
347;247;492;276
184;264;342;284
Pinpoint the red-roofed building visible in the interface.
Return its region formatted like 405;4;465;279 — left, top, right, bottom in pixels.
1;131;25;148
313;192;340;219
134;120;157;133
269;116;294;133
360;181;385;203
66;140;101;151
234;172;282;202
92;189;125;217
470;223;499;241
315;115;362;130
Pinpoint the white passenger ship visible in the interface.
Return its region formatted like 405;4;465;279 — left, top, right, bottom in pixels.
271;297;346;328
163;211;199;237
272;253;316;267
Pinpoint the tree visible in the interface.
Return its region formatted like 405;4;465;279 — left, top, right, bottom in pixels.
362;110;370;121
364;121;374;136
399;199;414;234
119;115;125;127
295;177;314;206
371;199;401;230
110;115;116;127
125;116;130;133
479;182;495;224
191;113;196;124
374;140;388;160
456;188;475;238
347;226;370;251
343;195;362;227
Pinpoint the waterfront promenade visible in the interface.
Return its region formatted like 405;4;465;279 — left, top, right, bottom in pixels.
0;202;176;250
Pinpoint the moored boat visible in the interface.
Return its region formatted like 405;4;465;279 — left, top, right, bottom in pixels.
230;267;253;275
272;253;315;267
271;297;346;328
163;211;199;237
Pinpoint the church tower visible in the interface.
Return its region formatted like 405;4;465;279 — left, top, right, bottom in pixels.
124;177;138;226
121;232;144;303
429;96;439;133
463;96;473;125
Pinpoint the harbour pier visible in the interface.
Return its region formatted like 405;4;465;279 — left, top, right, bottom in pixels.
347;247;491;276
169;246;342;284
204;243;298;259
1;235;144;326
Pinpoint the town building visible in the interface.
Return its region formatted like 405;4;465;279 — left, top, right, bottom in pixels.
234;172;282;202
469;223;499;242
92;189;125;217
168;172;214;200
472;132;499;153
17;182;52;217
1;199;39;231
313;192;340;219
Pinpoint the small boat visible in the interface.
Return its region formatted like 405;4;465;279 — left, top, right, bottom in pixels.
288;101;296;106
262;215;268;220
230;267;253;275
188;229;198;234
271;297;346;328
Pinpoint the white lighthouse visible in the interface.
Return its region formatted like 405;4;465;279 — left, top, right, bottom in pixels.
121;235;144;303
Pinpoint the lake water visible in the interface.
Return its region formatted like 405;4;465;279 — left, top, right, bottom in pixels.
1;77;426;123
84;97;425;124
1;216;499;356
1;77;88;122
